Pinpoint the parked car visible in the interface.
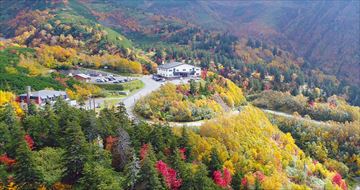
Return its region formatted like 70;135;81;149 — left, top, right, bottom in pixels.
152;75;164;81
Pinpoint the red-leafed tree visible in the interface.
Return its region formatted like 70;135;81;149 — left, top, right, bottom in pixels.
140;143;149;160
241;177;248;188
179;148;186;160
332;173;347;190
0;154;16;166
201;69;208;80
155;160;182;190
213;168;232;188
253;171;265;182
24;134;34;150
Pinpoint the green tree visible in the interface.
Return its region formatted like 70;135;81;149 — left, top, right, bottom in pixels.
0;122;11;155
291;88;300;96
80;162;124;190
13;124;43;189
231;171;244;190
79;110;99;142
41;104;60;147
33;147;65;187
189;79;198;96
0;104;17;126
192;164;220;190
207;148;222;174
179;127;193;162
139;145;165;190
27;101;38;116
23;115;48;148
62;120;88;184
98;107;120;139
115;103;131;130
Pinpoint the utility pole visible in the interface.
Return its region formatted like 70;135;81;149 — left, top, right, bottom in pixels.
93;97;96;112
88;94;92;110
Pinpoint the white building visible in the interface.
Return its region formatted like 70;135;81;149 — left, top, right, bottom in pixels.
157;62;201;78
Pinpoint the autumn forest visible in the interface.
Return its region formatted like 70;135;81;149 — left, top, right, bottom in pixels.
0;0;359;190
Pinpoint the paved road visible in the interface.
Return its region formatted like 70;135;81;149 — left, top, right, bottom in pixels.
83;72;189;118
122;76;191;118
82;69;330;127
122;75;162;118
262;109;331;126
165;107;331;128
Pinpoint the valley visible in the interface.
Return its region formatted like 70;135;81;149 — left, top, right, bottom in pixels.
0;1;359;189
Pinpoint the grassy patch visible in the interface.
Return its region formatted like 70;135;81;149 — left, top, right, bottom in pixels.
96;79;144;92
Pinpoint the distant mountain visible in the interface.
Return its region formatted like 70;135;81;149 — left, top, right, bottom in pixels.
101;0;359;86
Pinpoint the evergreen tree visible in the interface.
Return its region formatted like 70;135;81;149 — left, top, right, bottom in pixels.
23;115;48;148
0;122;11;155
291;88;300;96
139;145;165;190
62;120;88;184
1;104;17;126
27;101;38;116
1;105;19;157
179;127;193;162
231;171;244;190
41;104;60;147
272;47;278;56
189;79;197;96
284;71;292;83
0;165;8;185
80;161;124;190
254;178;262;190
246;39;255;48
296;74;305;85
255;40;262;48
98;107;120;139
80;110;99;142
13;125;43;189
207;148;222;174
192;164;221;190
115;103;131;130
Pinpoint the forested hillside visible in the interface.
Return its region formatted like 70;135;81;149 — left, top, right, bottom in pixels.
0;97;350;189
75;0;360;106
100;0;359;86
0;1;359;189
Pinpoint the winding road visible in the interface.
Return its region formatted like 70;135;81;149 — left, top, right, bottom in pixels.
90;72;331;127
122;75;162;118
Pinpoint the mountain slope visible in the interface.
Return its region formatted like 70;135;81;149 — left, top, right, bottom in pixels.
100;0;359;86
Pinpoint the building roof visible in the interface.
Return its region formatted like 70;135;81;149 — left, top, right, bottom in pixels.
75;73;91;79
158;62;201;69
158;62;184;69
19;90;67;99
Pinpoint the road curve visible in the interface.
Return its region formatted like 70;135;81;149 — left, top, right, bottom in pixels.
88;71;331;127
262;109;331;126
122;75;162;118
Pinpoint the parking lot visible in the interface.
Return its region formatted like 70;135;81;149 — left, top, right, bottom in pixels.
89;75;135;84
